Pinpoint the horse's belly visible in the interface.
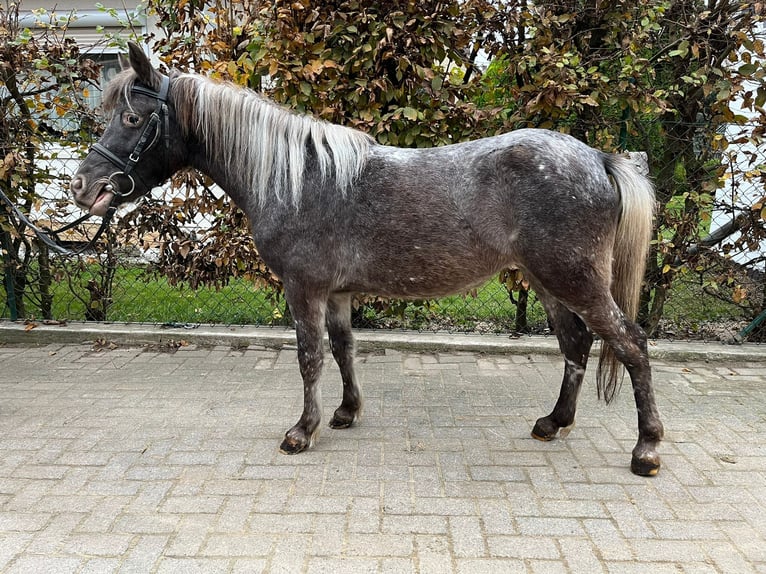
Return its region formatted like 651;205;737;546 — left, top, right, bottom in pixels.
343;246;511;299
356;275;496;300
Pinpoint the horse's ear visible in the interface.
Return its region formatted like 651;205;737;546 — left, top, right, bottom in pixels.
127;41;162;90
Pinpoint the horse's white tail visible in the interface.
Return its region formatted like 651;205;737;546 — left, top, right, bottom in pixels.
597;154;656;402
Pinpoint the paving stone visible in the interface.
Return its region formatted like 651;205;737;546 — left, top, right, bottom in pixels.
63;532;133;556
4;555;84;574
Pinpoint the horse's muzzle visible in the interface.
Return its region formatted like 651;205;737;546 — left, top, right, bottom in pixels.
70;174;116;217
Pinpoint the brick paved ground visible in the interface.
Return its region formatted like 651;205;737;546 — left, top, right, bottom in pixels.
0;341;764;573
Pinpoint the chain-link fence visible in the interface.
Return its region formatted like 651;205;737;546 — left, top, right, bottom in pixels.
669;119;766;342
2;127;765;342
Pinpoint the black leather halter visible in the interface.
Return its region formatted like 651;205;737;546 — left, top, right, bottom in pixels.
0;75;171;256
90;74;171;199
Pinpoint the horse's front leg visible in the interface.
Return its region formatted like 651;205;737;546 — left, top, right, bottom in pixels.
280;288;327;455
326;293;363;429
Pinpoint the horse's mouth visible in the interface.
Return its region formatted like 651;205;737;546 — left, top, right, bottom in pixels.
86;184;115;217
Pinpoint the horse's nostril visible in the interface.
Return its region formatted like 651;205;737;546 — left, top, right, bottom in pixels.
70;175;85;194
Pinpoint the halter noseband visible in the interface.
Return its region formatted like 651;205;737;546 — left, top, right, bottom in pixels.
90;74;171;200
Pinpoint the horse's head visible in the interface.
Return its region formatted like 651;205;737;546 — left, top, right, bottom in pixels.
71;42;184;216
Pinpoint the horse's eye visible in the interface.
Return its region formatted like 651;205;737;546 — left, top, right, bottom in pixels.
122;112;142;127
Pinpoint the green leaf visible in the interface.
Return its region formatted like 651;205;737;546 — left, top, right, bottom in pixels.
402;107;418;121
738;63;757;76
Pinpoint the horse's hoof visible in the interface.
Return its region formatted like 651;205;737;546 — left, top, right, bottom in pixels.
531;417;559;441
631;455;661;477
328;409;357;429
279;436;308;455
328;416;354;429
531;430;554;442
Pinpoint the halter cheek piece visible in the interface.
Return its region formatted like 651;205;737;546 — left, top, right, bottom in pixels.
0;74;171;256
91;74;171;203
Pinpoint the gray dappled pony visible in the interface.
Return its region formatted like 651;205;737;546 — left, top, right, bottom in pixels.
71;43;664;476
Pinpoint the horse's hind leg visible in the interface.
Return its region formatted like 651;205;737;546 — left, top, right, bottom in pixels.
279;287;327;455
531;298;593;442
588;304;664;476
326;293;363;429
526;271;662;475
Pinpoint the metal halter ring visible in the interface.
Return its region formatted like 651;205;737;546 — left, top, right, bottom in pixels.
105;171;136;198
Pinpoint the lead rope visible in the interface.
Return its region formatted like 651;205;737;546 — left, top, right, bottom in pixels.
0;187;117;256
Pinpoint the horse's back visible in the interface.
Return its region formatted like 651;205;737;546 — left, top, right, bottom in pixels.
365;129;621;257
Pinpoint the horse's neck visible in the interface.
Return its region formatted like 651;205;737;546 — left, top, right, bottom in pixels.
179;102;251;211
186;143;256;214
177;73;371;215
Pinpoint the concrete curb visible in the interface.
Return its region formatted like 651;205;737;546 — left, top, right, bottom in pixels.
2;320;764;362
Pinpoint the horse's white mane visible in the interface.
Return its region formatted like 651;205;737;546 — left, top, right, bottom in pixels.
175;74;373;207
